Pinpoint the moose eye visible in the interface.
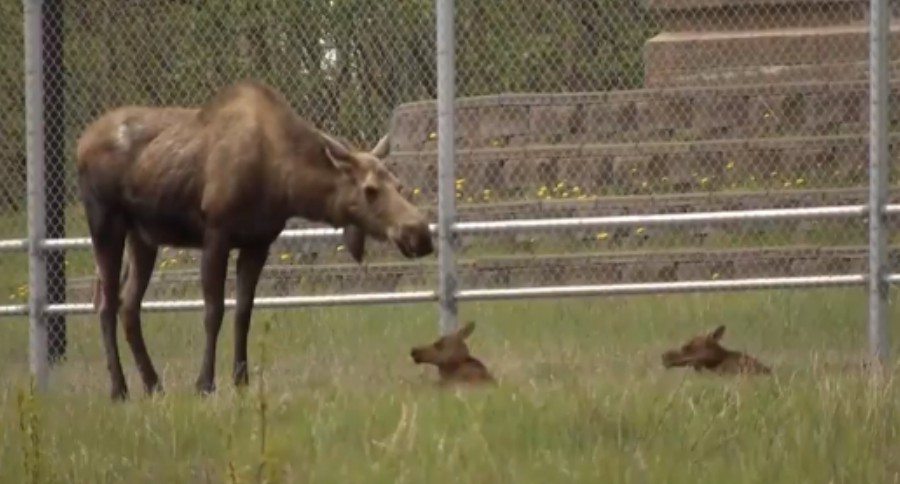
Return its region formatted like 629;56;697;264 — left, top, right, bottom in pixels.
364;185;379;202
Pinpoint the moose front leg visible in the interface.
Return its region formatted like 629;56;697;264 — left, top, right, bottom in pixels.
233;245;269;387
195;230;230;395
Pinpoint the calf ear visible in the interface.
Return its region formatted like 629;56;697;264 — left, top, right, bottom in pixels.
343;224;366;263
457;321;476;340
371;134;390;159
710;325;726;341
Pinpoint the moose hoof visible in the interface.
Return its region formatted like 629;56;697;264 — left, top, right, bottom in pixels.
145;380;164;396
110;386;128;402
195;380;216;396
233;368;249;387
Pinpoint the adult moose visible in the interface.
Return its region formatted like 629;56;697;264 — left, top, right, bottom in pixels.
76;80;433;400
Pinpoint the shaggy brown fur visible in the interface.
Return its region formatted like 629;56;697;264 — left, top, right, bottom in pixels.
662;325;771;375
410;322;495;386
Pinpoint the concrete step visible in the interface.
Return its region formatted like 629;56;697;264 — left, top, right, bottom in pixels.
390;81;900;151
649;0;870;32
384;134;897;202
66;245;900;302
644;23;900;87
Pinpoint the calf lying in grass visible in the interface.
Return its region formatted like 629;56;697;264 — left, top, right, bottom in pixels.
662;325;772;375
410;321;495;386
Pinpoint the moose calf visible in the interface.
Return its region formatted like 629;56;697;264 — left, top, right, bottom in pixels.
410;322;495;386
661;325;771;375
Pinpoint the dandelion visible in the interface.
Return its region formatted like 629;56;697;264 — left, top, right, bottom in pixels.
556;182;566;190
466;196;474;203
279;253;291;262
572;186;582;194
635;227;646;235
783;181;792;188
795;178;805;185
456;192;462;199
712;272;720;280
662;176;669;183
700;177;710;186
537;185;549;196
428;132;437;140
770;170;778;177
641;181;648;188
750;175;757;182
412;187;422;196
630;168;637;175
596;232;609;241
561;191;570;198
726;161;735;170
577;194;588;200
336;245;345;252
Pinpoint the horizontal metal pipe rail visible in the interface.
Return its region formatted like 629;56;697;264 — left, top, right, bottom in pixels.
0;274;873;318
1;203;895;253
0;203;894;317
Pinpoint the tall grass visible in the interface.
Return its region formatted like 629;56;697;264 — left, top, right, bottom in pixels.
0;289;898;483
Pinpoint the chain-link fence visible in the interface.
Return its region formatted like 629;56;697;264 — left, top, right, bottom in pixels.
2;0;897;388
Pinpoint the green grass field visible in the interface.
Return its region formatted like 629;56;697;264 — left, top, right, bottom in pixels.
1;288;899;483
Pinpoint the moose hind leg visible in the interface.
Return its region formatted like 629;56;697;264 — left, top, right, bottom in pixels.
87;208;129;400
121;235;161;395
233;245;269;387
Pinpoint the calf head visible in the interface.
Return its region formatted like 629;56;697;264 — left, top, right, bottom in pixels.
410;322;494;384
661;325;771;375
662;325;730;370
322;133;433;262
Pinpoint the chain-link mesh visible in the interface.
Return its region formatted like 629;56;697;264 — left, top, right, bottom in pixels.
388;0;900;293
0;1;898;375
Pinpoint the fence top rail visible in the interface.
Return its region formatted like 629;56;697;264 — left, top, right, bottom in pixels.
0;203;890;253
1;273;890;319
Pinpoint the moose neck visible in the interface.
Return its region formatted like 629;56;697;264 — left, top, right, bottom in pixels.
281;157;348;228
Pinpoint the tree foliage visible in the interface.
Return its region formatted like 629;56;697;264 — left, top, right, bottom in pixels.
0;0;654;214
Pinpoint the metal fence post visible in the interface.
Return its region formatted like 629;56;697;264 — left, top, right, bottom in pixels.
435;0;459;335
868;0;890;365
43;0;67;364
23;0;49;391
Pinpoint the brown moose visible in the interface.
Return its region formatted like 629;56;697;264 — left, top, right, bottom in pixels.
410;322;495;386
661;325;771;375
76;80;433;400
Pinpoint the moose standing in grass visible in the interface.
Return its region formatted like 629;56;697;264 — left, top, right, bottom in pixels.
76;80;434;400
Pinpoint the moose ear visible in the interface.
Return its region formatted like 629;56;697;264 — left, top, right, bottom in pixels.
370;134;390;159
343;224;366;264
710;325;726;341
457;321;476;340
321;132;355;171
